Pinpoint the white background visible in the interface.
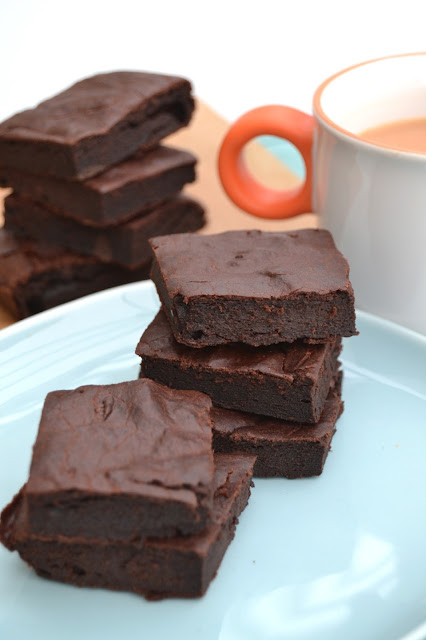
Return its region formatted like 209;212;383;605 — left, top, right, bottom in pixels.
1;0;426;123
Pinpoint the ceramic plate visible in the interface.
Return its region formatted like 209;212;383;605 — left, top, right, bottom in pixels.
1;281;425;640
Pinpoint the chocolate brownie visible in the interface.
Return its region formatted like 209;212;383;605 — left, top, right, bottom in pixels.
0;453;255;599
212;387;343;478
23;378;214;540
0;230;150;319
0;145;196;226
136;310;341;422
0;72;194;179
4;194;205;268
150;229;357;347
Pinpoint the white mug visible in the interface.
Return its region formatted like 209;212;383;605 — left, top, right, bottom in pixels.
218;53;426;335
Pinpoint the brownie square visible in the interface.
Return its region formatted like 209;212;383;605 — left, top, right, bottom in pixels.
136;310;341;423
150;229;357;347
0;230;150;319
0;145;197;226
4;194;205;269
0;72;194;179
1;453;255;599
23;378;215;540
212;387;343;478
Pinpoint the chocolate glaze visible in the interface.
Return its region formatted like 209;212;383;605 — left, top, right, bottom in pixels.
23;379;214;539
137;310;341;422
151;228;353;297
28;379;213;494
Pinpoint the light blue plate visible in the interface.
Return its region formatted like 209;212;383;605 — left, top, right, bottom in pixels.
1;281;425;640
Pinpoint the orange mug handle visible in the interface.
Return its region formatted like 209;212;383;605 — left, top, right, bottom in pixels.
218;105;314;219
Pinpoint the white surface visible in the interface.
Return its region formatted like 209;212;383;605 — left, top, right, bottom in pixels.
312;54;426;334
0;282;426;640
1;0;426;123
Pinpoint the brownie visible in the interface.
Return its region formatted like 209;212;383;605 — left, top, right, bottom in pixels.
22;378;214;540
0;453;255;599
0;145;196;226
0;72;194;179
150;229;357;347
4;194;205;269
212;387;343;478
136;310;341;422
0;230;150;319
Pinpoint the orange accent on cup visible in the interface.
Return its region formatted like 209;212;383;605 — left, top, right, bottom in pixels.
218;106;315;220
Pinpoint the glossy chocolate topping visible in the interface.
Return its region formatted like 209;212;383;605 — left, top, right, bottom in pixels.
26;379;214;496
150;229;353;298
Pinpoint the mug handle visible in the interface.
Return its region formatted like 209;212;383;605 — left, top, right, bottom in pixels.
218;105;315;219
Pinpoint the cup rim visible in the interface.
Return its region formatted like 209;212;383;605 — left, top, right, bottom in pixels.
312;52;426;161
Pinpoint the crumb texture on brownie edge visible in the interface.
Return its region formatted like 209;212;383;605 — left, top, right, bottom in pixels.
0;72;193;143
26;378;214;496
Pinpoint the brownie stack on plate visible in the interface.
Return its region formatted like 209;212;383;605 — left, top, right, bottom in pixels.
136;228;357;478
0;378;255;599
0;71;205;320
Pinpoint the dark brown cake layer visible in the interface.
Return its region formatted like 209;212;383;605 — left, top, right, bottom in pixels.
0;145;196;226
23;378;214;540
150;229;357;347
4;194;205;269
0;453;255;599
137;310;341;423
212;386;343;478
0;230;150;319
0;72;194;179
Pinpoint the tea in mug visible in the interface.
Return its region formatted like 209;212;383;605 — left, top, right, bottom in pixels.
361;117;426;154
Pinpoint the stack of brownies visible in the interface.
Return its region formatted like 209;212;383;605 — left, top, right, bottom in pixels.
0;377;256;598
0;71;205;319
136;228;357;478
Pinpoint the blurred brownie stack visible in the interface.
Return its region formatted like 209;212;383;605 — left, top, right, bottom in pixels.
136;228;357;479
0;72;205;319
